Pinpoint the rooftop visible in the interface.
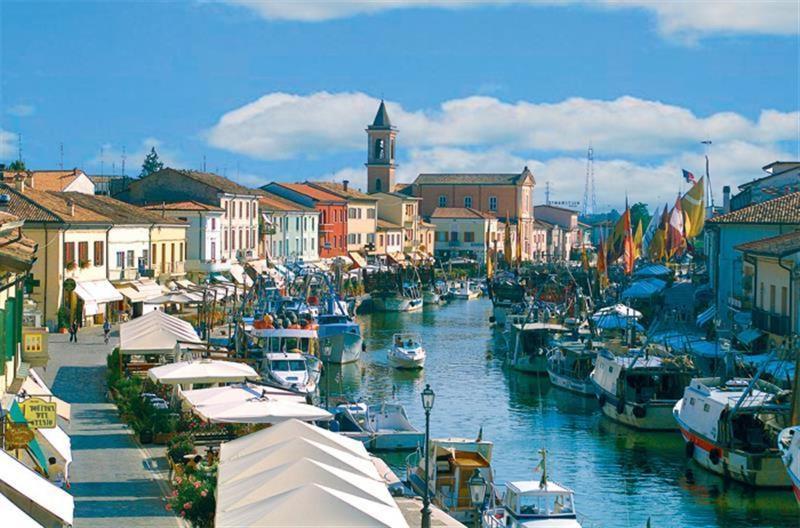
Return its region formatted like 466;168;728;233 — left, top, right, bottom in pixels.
272;183;346;203
377;219;403;230
414;167;534;186
368;100;393;130
535;203;579;214
0;184;105;223
708;192;800;224
430;207;495;220
255;189;317;213
142;200;224;212
735;230;800;257
306;182;377;201
146;167;259;196
60;192;189;225
0;212;37;272
1;169;87;192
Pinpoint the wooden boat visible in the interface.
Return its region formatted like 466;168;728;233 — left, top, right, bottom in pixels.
507;322;568;375
546;341;597;396
674;377;791;488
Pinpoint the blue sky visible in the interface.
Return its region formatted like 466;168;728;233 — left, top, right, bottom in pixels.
1;1;798;211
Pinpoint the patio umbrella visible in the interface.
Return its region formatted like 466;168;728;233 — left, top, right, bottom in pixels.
593;303;642;319
145;291;200;305
148;359;258;385
179;383;305;408
194;398;331;424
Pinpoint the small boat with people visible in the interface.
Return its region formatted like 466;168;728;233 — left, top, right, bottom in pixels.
778;426;800;502
482;449;582;528
591;348;697;430
406;434;494;525
673;376;792;487
388;333;426;369
331;402;424;451
261;351;320;395
546;340;598;396
507;322;568;375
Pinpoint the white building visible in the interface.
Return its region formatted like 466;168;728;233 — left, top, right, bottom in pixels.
429;207;497;262
257;190;320;263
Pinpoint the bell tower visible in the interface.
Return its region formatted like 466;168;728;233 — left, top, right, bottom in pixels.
366;100;397;194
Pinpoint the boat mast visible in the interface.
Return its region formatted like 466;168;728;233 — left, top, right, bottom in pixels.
538;447;548;489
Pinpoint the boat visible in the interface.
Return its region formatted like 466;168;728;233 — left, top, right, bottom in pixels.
316;313;363;364
488;272;526;328
423;284;445;305
261;351;320;394
673;377;792;487
331;402;424;450
482;450;582;528
406;435;494;525
546;341;598;396
778;426;800;502
387;333;426;369
372;281;423;312
591;348;696;430
507;322;568;375
451;279;481;300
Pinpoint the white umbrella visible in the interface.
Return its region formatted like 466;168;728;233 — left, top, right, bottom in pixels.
148;359;258;385
145;291;200;305
179;383;305;409
194;398;331;425
593;303;642;319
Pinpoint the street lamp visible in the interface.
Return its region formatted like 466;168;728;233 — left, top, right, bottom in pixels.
420;384;435;528
468;468;488;528
322;338;332;408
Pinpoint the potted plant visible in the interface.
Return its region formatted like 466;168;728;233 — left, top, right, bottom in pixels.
57;306;70;333
79;259;91;269
167;433;196;464
166;472;216;528
66;261;77;271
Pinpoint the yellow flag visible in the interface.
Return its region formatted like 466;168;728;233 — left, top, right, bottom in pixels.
681;177;705;239
515;219;523;266
633;220;644;260
504;213;512;266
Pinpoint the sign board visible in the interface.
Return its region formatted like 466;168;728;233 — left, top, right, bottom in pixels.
22;327;49;368
4;423;34;449
19;397;57;429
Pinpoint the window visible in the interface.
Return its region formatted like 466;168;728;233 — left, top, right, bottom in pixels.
349;208;357;219
311;237;315;250
303;238;307;251
127;250;134;268
689;397;695;406
171;243;176;264
251;229;255;248
64;242;75;266
367;208;375;219
224;230;228;251
367;233;375;244
180;242;185;260
93;241;104;266
78;241;89;264
375;179;382;192
221;200;227;218
239;228;243;250
374;138;385;160
379;234;384;246
489;196;497;211
278;241;282;255
390;139;395;160
304;217;308;230
450;231;459;242
464;196;473;208
116;251;124;268
161;243;166;273
770;284;776;313
296;217;300;230
142;249;149;267
238;201;242;218
436;231;446;242
703;403;710;412
311;217;315;230
210;241;216;260
438;195;447;207
252;202;257;218
348;234;356;244
782;286;788;316
246;202;249;218
211;218;216;230
152;244;157;265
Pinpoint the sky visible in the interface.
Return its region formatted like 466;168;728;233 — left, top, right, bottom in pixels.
1;0;799;212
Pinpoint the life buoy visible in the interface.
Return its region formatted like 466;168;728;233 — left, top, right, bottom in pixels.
615;399;626;415
684;441;695;458
597;394;606;408
307;295;319;306
632;405;646;419
709;448;722;465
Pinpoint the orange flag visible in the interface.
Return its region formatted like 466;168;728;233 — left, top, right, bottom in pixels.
622;199;635;275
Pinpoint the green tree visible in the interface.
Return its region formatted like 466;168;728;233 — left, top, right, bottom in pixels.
7;160;26;171
139;147;164;178
630;202;650;231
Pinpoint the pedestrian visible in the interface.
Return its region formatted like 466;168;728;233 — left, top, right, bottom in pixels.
69;320;79;343
47;457;66;488
103;319;111;344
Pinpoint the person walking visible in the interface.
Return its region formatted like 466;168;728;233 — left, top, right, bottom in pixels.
69;320;79;343
103;319;111;344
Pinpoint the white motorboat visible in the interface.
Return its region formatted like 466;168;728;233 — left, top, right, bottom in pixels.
482;450;582;528
261;351;320;395
673;377;792;488
332;402;424;451
778;426;800;503
451;279;481;300
372;282;423;312
590;348;696;430
388;333;426;369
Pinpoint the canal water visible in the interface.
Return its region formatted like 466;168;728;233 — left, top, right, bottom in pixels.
324;298;798;528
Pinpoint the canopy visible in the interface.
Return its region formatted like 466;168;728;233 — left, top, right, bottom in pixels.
348;252;367;269
0;493;43;528
593;314;645;332
621;278;667;299
194;398;331;425
180;383;306;409
696;304;717;327
736;327;764;346
21;369;70;421
633;264;671;278
230;264;254;287
36;424;72;479
593;304;642;319
0;449;74;526
119;310;202;355
148;359;258;385
144;291;201;305
219;418;368;462
74;279;123;315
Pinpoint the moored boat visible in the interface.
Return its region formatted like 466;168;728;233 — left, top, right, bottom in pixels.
388;333;426;369
546;341;597;396
778;426;800;502
451;279;481;300
372;281;423;312
488;272;527;328
316;313;363;364
331;402;424;450
261;351;320;394
673;377;792;488
507;322;568;375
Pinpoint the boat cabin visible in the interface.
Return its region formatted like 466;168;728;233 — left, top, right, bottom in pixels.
512;323;568;355
504;480;577;521
594;350;695;405
429;439;494;514
250;328;319;358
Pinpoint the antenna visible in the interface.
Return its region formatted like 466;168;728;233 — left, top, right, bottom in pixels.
582;146;595;216
545;181;551;205
121;146;127;176
60;143;64;170
701;140;713;208
100;146;105;176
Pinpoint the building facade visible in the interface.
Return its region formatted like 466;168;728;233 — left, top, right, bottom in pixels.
257;190;320;263
429;208;497;262
308;181;378;254
534;204;580;260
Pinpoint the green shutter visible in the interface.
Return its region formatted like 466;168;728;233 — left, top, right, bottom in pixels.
5;297;16;361
0;306;5;374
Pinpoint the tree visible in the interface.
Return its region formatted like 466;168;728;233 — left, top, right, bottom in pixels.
630;202;650;232
139;147;164;178
7;160;26;171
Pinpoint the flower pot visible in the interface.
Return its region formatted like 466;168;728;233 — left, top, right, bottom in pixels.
139;430;154;444
154;432;177;445
59;328;67;334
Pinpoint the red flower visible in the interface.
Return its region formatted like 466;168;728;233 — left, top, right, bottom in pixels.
183;502;192;510
165;503;172;511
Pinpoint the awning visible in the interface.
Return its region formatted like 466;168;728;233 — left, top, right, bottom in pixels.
696;304;717;327
230;264;254;287
117;286;149;303
148;359;259;385
175;279;195;289
621;278;667;299
179;383;305;410
74;279;123;314
736;327;764;346
36;424;72;479
0;449;74;526
21;369;70;421
633;264;671;278
0;492;44;528
348;252;367;269
119;310;202;355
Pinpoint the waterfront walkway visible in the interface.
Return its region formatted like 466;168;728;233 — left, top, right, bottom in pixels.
41;327;180;528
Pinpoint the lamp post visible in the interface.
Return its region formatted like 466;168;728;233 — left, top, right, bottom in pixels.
468;468;488;528
421;384;435;528
323;338;332;408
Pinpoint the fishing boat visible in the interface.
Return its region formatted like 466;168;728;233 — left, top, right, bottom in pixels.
591;349;696;430
778;426;800;502
387;333;426;369
406;435;494;525
488;272;526;328
316;313;363;364
482;450;582;528
331;402;424;450
507;322;568;375
372;281;423;312
423;287;442;305
261;351;320;394
673;377;792;487
451;279;481;300
546;341;598;396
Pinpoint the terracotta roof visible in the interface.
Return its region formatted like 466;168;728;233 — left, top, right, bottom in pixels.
273;183;346;203
377;219;402;231
534;219;556;229
415;167;534;186
735;230;800;257
306;182;376;201
708;192;800;224
255;190;316;213
0;184;106;223
142;200;224;212
145;168;258;196
535;204;578;214
373;191;421;201
430;207;495;219
1;169;87;192
0;220;38;271
60;192;188;225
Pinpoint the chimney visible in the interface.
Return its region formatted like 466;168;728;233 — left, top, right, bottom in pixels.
67;199;75;217
722;185;731;213
161;201;166;218
14;175;25;193
342;180;349;192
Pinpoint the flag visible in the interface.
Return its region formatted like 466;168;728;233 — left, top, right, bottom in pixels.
503;212;512;266
608;207;630;262
597;235;608;289
641;204;662;257
515;218;523;266
622;199;635;275
681;176;705;239
581;245;590;271
633;219;644;261
648;204;670;262
682;169;696;184
667;197;686;259
486;223;494;279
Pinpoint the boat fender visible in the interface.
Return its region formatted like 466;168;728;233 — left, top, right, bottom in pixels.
709;448;722;465
684;441;695;458
362;342;367;352
597;394;606;408
632;405;646;419
489;316;496;323
615;399;626;415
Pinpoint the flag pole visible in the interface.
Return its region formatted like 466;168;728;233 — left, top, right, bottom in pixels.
702;140;713;210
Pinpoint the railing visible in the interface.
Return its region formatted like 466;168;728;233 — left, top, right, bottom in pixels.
752;308;791;336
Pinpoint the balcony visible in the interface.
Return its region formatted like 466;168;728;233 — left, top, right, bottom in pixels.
448;240;461;247
752;308;791;336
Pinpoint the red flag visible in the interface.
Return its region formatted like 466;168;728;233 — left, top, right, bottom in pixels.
597;234;608;289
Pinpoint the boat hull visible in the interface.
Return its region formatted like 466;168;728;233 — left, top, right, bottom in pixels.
321;330;362;364
423;291;441;305
594;387;678;430
374;296;424;312
346;431;424;451
547;370;594;396
388;353;425;369
509;354;548;375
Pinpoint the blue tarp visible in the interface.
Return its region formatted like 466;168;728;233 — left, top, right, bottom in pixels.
593;314;645;332
633;264;671;278
621;278;667;299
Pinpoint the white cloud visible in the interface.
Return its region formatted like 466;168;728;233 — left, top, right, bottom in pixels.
86;137;183;175
0;129;18;159
6;104;35;117
218;1;800;38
